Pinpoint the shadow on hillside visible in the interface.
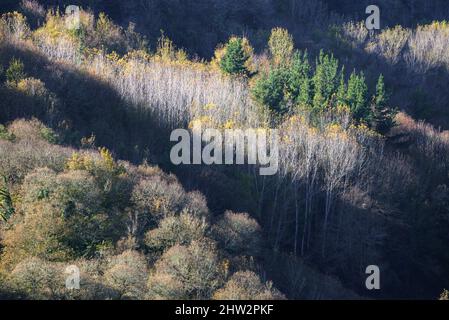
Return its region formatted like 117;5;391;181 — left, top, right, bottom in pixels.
0;43;171;163
0;43;257;215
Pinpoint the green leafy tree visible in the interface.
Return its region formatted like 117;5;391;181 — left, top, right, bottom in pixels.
220;37;250;76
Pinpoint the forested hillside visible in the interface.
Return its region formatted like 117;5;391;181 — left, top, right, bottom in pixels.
1;0;449;300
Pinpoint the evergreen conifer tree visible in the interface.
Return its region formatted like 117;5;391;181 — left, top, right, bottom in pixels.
220;38;250;76
346;71;368;121
287;51;311;107
336;68;347;107
312;51;339;112
252;68;289;114
371;74;396;133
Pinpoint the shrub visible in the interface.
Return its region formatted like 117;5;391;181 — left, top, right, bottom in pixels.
212;211;262;256
147;239;225;299
213;271;285;300
0;124;15;141
6;119;37;141
8;119;57;144
154;32;189;63
115;236;139;253
39;125;59;144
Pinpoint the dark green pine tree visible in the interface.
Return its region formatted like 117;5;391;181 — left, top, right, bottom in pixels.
287;51;311;107
298;73;311;108
220;38;250;76
312;51;339;112
252;67;289;114
336;68;347;107
346;71;368;121
371;74;396;134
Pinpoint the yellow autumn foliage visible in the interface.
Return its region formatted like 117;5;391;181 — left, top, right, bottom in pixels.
66;152;95;171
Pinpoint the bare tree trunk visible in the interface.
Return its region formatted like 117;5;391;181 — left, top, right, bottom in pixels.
321;188;333;258
274;187;288;250
270;177;281;234
306;181;314;251
294;181;299;255
301;180;310;256
257;175;266;220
